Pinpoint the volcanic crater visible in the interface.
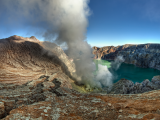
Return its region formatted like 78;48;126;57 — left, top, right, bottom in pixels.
0;36;160;119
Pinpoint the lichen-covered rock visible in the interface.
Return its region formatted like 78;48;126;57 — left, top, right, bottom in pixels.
1;76;160;120
108;78;134;94
0;71;159;120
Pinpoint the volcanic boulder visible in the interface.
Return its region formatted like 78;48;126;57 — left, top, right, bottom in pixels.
108;76;160;94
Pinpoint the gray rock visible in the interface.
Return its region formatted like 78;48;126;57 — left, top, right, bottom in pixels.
141;79;150;87
151;76;160;85
116;44;160;70
108;76;160;94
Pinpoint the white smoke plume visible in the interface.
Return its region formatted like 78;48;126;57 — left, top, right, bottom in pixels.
95;64;113;88
0;0;97;87
111;56;125;70
93;56;125;90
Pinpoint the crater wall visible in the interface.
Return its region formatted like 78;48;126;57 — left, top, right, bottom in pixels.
93;44;160;70
0;35;76;85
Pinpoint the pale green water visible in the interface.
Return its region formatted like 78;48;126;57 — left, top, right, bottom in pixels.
93;59;160;83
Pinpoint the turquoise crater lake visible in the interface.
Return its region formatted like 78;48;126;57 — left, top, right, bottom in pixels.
93;59;160;83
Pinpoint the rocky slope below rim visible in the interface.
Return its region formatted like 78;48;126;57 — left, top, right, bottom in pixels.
0;35;76;85
1;74;160;120
93;44;160;70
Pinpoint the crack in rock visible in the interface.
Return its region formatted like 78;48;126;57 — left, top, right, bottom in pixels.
49;78;67;97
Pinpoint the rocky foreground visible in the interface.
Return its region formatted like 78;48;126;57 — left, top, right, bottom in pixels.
0;36;160;119
1;75;160;120
93;44;160;70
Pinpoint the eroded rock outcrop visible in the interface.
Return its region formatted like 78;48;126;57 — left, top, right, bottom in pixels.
0;35;76;85
109;76;160;94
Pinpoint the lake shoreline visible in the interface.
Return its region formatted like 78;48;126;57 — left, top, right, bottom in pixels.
93;59;160;94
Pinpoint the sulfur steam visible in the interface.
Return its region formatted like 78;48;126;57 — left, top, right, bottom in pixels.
95;64;113;88
1;0;126;90
0;0;97;87
111;56;125;70
93;56;125;90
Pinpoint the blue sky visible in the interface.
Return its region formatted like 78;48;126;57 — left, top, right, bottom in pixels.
0;0;160;47
87;0;160;47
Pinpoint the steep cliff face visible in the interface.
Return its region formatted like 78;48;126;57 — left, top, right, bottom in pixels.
93;44;160;70
118;44;160;70
92;44;135;59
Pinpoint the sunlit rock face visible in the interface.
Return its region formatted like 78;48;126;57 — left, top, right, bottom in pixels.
92;46;101;59
93;44;160;70
0;35;76;85
92;44;134;60
42;41;76;75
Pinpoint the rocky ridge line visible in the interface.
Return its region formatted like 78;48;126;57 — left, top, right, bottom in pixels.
0;35;76;85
